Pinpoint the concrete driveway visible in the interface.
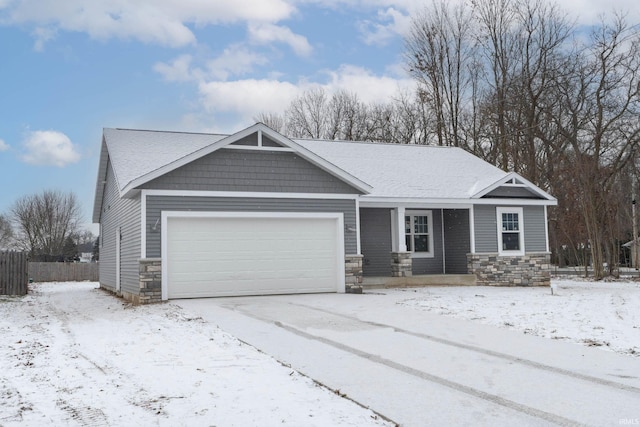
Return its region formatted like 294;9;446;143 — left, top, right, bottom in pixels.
177;292;640;426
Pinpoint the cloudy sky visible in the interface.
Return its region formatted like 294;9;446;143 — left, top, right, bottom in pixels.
0;0;636;232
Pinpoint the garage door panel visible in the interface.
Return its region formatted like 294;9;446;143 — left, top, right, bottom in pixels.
166;215;341;299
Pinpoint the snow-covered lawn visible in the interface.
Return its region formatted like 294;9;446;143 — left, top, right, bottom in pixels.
0;282;390;427
396;277;640;357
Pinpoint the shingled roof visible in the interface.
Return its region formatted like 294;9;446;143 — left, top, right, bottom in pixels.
93;123;555;222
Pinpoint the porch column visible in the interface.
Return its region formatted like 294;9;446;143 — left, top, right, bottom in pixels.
391;207;412;277
391;207;407;252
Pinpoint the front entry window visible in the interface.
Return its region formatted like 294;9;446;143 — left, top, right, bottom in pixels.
497;207;524;256
404;211;433;257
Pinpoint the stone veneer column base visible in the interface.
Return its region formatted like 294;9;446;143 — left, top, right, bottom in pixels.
391;251;413;277
345;254;363;294
134;258;163;304
467;252;551;286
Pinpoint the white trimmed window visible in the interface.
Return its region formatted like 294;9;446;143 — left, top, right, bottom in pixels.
405;210;434;258
497;207;524;256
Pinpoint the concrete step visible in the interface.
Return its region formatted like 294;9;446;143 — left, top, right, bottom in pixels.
362;274;477;289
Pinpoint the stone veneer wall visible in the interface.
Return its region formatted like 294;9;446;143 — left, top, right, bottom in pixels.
136;258;162;304
345;254;363;293
391;252;412;277
467;252;551;286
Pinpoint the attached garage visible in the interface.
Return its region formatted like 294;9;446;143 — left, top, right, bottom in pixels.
162;212;345;299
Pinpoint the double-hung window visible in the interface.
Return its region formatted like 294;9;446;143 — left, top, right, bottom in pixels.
497;207;524;256
404;210;434;257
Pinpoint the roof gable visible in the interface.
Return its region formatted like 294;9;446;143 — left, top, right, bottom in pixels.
471;172;555;201
120;123;371;196
93;124;372;217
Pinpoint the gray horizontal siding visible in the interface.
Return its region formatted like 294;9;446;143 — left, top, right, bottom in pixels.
360;208;392;277
524;205;547;252
146;196;357;258
443;209;470;274
140;149;361;194
99;160;141;295
474;204;548;254
412;209;443;275
474;205;498;253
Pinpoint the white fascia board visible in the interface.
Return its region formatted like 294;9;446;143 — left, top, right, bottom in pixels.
471;171;557;202
141;189;360;200
360;197;557;208
360;199;474;209
474;198;557;206
162;210;345;220
92;137;111;223
222;145;295;152
141;190;147;259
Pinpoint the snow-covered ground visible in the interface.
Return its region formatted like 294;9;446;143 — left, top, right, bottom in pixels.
0;282;390;427
2;279;639;426
396;277;640;357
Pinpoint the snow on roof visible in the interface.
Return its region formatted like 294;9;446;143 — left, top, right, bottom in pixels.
295;139;507;199
103;128;227;192
100;126;513;203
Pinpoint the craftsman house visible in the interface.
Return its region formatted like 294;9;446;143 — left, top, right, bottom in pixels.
93;123;556;303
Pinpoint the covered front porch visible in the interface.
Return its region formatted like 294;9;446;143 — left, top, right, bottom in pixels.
359;206;473;278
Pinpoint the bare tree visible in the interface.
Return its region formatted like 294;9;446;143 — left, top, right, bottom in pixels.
286;87;330;139
0;213;13;250
550;14;640;278
255;112;286;133
406;1;476;148
11;190;82;261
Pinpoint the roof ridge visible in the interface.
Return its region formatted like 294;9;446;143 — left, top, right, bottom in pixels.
296;138;462;148
108;128;229;137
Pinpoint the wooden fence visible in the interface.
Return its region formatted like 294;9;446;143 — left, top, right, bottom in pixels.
0;251;28;296
28;262;99;283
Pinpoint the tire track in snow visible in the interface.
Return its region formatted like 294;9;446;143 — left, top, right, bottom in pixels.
290;302;640;395
226;303;579;426
268;320;581;427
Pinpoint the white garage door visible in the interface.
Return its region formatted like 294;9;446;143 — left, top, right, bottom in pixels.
164;213;344;299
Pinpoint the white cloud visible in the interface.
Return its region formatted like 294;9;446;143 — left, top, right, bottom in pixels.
557;0;640;25
195;64;415;128
358;7;412;46
154;54;196;82
321;64;414;104
0;139;9;151
206;45;269;80
155;47;269;83
21;130;81;167
248;23;312;56
3;0;295;48
31;26;57;51
198;78;301;119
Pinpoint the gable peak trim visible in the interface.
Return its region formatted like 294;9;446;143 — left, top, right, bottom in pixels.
471;171;556;202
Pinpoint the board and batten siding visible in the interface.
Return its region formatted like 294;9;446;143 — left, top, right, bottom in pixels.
145;196;358;258
99;160;141;295
412;209;444;275
360;208;392;277
474;204;547;253
443;209;471;274
140;149;361;195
